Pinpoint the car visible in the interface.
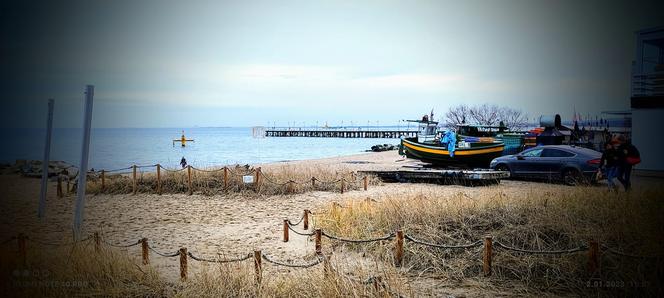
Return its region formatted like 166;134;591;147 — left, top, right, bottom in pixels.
489;145;602;185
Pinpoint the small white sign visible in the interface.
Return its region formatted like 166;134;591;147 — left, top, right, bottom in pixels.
243;175;254;184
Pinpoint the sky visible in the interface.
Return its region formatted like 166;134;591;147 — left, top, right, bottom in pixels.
1;0;663;128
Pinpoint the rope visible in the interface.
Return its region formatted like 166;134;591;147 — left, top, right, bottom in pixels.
322;231;395;243
405;235;483;249
159;165;187;173
288;214;305;226
188;252;252;263
190;166;225;173
104;166;134;173
147;244;181;257
261;254;323;268
226;167;256;176
260;173;290;186
493;241;587;255
601;244;659;259
102;238;141;248
287;224;315;236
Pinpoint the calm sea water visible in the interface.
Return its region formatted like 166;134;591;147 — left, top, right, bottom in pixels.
0;127;402;171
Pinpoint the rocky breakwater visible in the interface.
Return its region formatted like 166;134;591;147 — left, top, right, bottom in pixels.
0;160;79;180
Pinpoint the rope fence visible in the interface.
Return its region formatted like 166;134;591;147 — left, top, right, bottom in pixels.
61;163;373;197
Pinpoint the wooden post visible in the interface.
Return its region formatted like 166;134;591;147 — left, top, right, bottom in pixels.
18;233;26;267
311;177;316;189
179;247;187;281
132;165;137;195
254;250;262;284
255;167;262;193
156;164;161;195
283;219;289;242
315;229;322;255
57;176;63;198
588;240;599;274
483;236;493;276
363;176;368;191
223;167;228;190
187;165;192;195
94;232;100;253
303;209;309;230
340;179;345;194
101;170;105;192
395;230;404;267
142;238;149;265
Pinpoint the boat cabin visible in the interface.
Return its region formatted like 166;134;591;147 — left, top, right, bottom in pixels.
406;119;439;144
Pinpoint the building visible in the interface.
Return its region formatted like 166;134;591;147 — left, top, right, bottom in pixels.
631;27;664;172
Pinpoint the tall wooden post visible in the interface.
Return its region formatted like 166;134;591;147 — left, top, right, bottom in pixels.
94;232;100;253
303;209;309;230
101;170;105;192
223;167;228;190
142;238;149;265
156;165;161;195
18;233;27;267
588;240;599;274
254;250;262;284
38;99;55;219
283;219;289;242
483;236;493;276
187;165;192;195
255;167;262;193
72;85;95;241
57;176;63;198
315;229;322;255
179;247;188;281
363;176;368;191
395;230;404;267
132;165;137;195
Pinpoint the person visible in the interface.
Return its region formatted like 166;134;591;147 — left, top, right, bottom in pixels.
599;140;623;191
441;130;457;157
180;156;187;169
617;136;640;191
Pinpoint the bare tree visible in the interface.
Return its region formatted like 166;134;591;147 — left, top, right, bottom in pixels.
469;104;500;126
443;104;469;128
498;107;529;131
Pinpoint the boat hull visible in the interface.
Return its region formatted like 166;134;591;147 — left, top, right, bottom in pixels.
401;137;504;167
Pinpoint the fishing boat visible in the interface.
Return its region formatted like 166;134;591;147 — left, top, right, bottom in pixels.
399;117;505;167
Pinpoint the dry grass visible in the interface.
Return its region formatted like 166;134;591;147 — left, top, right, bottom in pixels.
314;185;664;296
85;164;380;196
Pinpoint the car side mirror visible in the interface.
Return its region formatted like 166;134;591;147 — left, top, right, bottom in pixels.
516;155;525;160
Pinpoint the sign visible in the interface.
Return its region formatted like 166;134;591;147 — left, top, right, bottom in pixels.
243;175;254;184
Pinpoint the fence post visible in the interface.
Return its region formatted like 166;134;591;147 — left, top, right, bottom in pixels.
303;209;309;230
340;178;345;194
101;170;105;192
180;247;187;281
315;229;322;255
483;236;493;276
223;167;228;190
588;240;599;274
395;230;404;267
255;167;262;193
57;176;63;198
363;176;368;191
254;250;262;284
156;164;161;195
283;219;289;242
311;177;316;189
18;233;26;267
132;165;137;195
187;165;192;195
94;232;100;253
142;238;149;265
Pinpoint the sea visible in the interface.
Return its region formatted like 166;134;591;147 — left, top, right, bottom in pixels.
0;127;405;171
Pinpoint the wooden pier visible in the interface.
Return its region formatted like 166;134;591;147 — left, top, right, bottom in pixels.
265;129;417;138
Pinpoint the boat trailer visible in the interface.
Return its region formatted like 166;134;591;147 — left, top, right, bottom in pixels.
359;167;510;186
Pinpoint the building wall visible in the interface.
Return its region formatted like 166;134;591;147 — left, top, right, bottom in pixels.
631;108;664;171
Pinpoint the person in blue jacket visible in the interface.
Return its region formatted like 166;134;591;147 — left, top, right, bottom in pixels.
441;130;457;157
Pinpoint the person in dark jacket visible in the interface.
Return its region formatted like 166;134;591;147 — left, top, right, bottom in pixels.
599;140;623;191
617;137;640;191
180;156;187;169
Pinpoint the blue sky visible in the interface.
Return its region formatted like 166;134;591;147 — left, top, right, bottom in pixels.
2;0;663;128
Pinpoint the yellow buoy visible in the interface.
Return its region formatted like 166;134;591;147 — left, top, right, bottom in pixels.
173;130;194;147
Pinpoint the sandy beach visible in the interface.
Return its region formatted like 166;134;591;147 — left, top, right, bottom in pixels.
1;150;660;296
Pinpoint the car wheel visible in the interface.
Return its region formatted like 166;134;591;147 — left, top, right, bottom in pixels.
495;164;511;178
562;168;583;186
